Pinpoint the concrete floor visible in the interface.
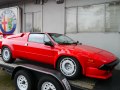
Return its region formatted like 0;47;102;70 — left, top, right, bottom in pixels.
93;70;120;90
71;70;120;90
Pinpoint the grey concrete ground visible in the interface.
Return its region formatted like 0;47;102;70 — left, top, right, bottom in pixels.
93;70;120;90
0;70;15;90
71;70;120;90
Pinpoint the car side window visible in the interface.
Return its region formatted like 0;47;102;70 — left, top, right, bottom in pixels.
44;35;51;42
28;34;44;43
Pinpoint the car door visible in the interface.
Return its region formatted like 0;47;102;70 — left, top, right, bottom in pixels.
25;33;54;64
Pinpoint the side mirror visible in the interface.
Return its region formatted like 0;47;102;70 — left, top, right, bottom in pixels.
76;41;82;45
44;41;54;47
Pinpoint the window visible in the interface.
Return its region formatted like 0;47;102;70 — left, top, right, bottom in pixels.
106;2;120;32
44;35;51;42
65;1;120;33
66;8;77;33
34;12;42;32
25;12;42;32
28;34;44;43
25;13;33;32
78;4;105;32
48;33;75;44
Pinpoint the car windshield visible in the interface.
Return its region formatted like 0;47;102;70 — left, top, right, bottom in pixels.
48;33;77;45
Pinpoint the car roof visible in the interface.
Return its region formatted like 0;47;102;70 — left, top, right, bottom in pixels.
30;32;63;34
30;32;45;34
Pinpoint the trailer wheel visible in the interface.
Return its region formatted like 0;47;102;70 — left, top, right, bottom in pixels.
14;70;35;90
1;47;15;63
38;76;63;90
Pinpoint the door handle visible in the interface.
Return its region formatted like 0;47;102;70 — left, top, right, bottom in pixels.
25;43;28;46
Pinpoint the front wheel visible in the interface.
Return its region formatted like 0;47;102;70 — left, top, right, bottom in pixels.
38;76;63;90
57;57;81;79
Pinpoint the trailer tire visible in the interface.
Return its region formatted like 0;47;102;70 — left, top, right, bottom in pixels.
38;76;63;90
14;70;35;90
1;47;15;63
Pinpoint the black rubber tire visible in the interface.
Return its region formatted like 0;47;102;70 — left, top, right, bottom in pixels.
38;76;63;90
14;70;35;90
1;46;15;63
57;57;81;79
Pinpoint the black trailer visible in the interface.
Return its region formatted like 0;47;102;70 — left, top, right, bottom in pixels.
0;57;98;90
0;59;71;90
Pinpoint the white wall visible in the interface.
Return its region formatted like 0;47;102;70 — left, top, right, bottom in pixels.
24;0;42;13
43;0;65;34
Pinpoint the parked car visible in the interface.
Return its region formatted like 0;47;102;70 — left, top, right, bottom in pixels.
0;32;119;79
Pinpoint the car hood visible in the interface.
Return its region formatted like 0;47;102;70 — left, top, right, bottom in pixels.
59;44;116;63
59;44;103;54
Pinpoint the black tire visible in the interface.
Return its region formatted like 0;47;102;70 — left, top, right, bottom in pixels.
1;46;15;63
38;76;63;90
14;70;35;90
57;57;81;79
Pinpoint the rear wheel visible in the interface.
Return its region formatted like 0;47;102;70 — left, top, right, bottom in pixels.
1;47;15;63
57;57;81;79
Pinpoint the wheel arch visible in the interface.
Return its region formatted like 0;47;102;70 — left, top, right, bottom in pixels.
2;45;12;50
1;45;15;58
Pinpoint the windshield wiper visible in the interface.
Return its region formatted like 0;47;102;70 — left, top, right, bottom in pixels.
70;41;79;45
71;41;82;45
72;42;78;44
58;42;72;45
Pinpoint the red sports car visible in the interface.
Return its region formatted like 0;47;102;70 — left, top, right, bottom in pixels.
0;32;119;79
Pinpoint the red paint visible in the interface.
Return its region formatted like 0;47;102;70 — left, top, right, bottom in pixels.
2;17;7;31
0;32;119;79
86;67;112;79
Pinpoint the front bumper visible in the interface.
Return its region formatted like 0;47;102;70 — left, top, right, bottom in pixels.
99;59;119;71
86;59;119;79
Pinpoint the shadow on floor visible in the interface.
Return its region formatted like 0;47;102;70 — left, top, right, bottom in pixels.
93;70;120;90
